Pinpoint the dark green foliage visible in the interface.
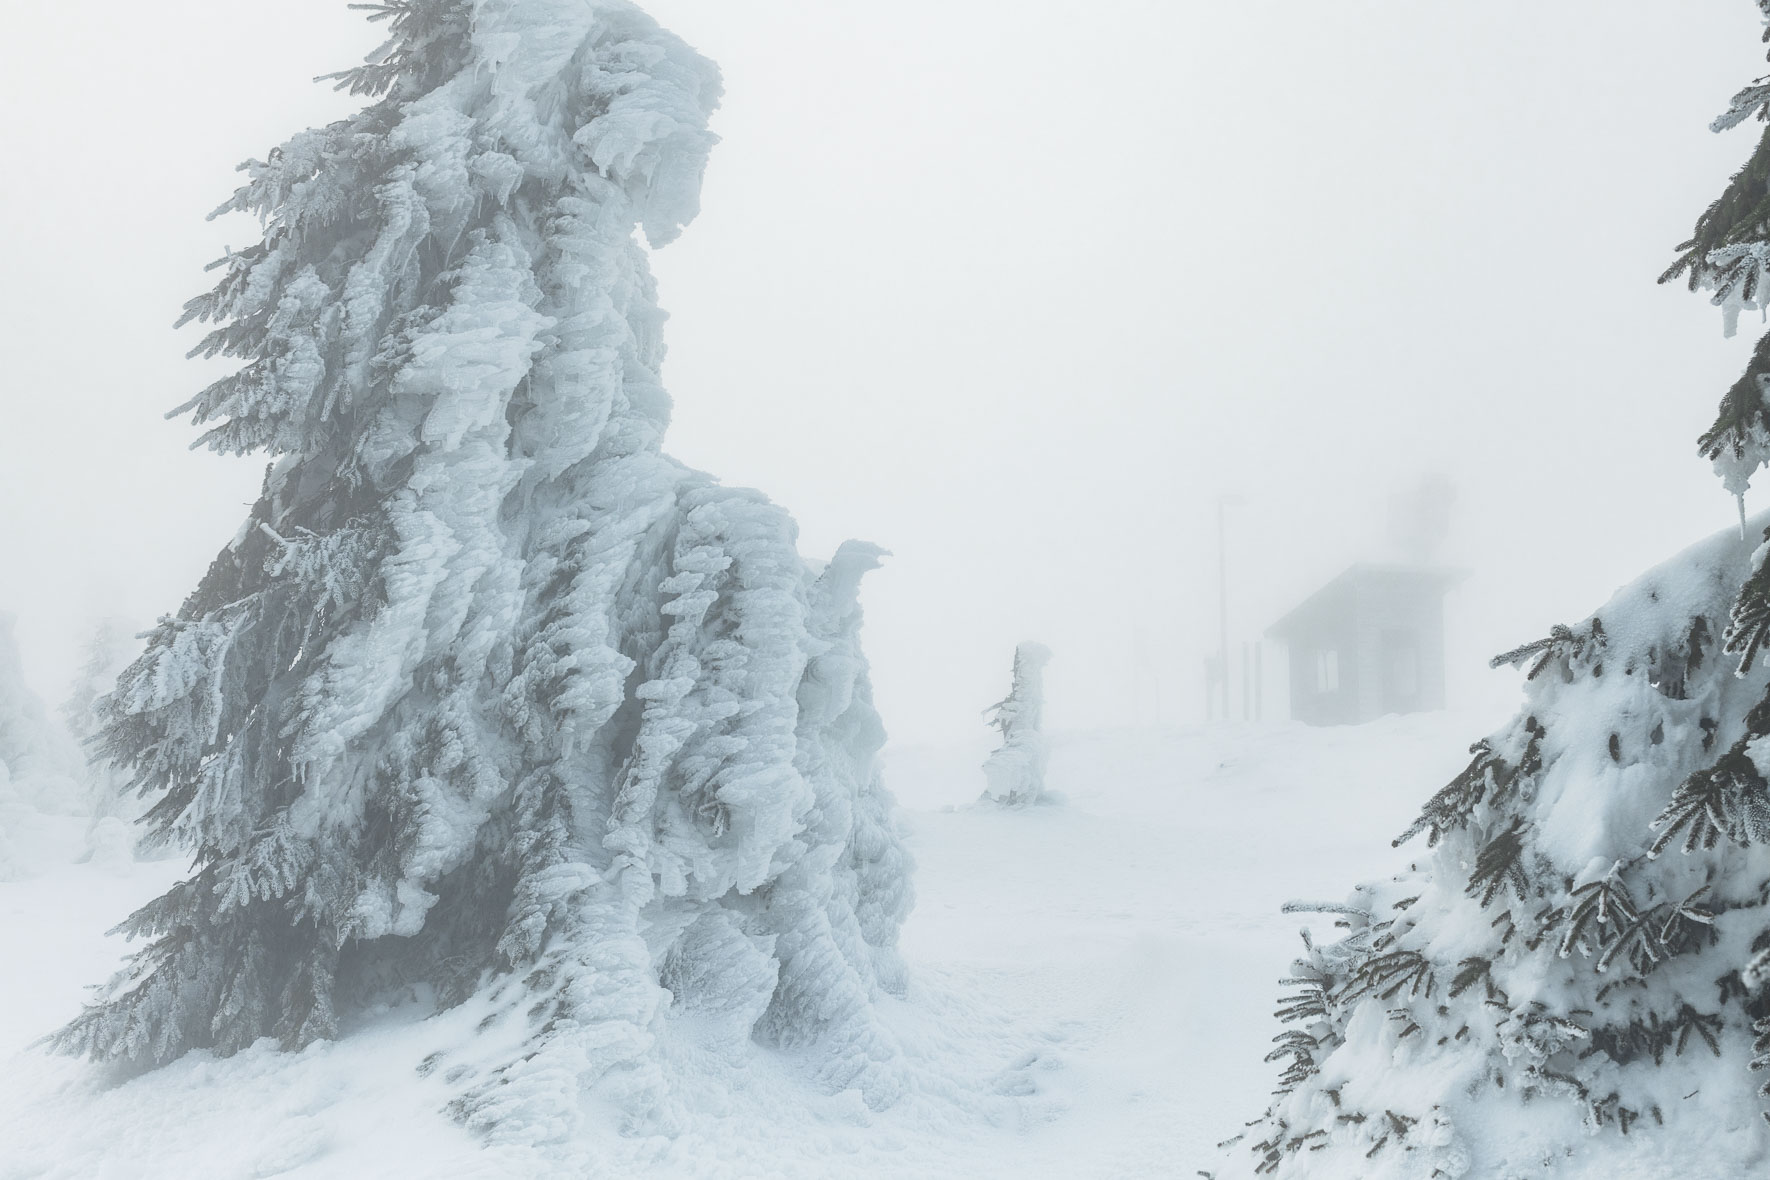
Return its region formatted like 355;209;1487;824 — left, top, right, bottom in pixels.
1394;743;1504;848
1395;717;1546;848
1264;1030;1322;1093
1449;956;1507;1004
1274;966;1333;1027
1662;124;1770;304
319;1;473;99
1699;337;1770;475
1340;949;1434;1005
1727;530;1770;673
1553;874;1712;975
1491;619;1607;680
1250;1119;1325;1176
1650;741;1770;854
1268;959;1336;1096
1662;6;1770;486
1263;917;1391;1104
1467;820;1531;908
1357;1111;1418;1162
1633;890;1719;971
1590;1006;1723;1066
1751;1015;1770;1098
1556;870;1638;962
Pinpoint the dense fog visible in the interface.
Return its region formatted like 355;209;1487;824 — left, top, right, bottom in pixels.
17;3;1770;1176
3;0;1766;741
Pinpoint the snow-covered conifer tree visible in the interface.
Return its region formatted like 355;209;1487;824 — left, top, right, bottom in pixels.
981;642;1051;808
0;613;84;876
0;614;82;807
55;0;913;1140
1239;6;1770;1175
61;618;134;748
0;615;41;877
61;618;139;828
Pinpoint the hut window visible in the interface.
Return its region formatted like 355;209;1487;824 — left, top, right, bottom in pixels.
1315;649;1339;694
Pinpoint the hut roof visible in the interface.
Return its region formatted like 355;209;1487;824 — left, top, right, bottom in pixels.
1265;564;1465;641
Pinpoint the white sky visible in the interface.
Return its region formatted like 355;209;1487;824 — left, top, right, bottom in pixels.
2;1;1768;744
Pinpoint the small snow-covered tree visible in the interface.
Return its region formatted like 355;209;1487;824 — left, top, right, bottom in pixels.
0;615;37;878
1239;5;1770;1176
55;0;913;1141
0;613;84;876
0;613;82;807
981;642;1051;807
61;618;139;826
61;618;135;747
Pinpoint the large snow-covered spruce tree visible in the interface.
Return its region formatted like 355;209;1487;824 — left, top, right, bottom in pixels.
56;0;913;1140
1241;5;1770;1176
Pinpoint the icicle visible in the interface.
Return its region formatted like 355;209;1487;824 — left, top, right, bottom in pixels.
1741;492;1749;541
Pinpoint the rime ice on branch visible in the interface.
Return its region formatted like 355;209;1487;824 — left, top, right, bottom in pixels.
1240;3;1770;1175
55;0;914;1141
981;642;1052;808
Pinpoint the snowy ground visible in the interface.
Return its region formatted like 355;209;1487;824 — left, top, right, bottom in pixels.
0;710;1500;1179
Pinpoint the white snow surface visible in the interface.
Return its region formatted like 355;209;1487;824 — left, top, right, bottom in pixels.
0;708;1611;1180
